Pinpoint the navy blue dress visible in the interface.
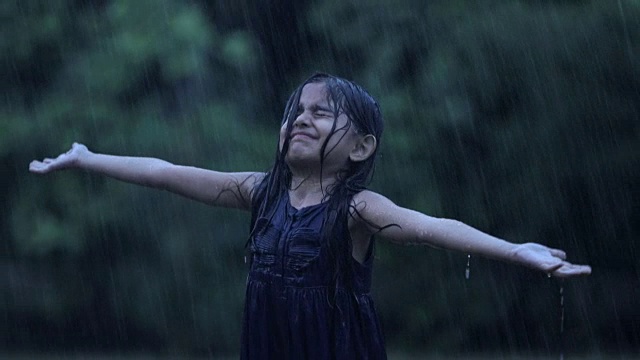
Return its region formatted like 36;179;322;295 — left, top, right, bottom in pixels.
241;193;386;359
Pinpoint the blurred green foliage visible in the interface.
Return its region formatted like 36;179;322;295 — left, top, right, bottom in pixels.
1;0;638;357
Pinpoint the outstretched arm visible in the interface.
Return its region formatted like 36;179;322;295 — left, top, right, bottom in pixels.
352;190;591;278
29;143;262;210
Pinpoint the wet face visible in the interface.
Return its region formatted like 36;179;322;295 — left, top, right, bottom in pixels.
279;82;361;174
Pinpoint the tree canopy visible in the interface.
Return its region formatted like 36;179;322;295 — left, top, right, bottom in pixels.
2;0;638;357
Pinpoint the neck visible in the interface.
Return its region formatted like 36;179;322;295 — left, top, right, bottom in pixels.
288;172;338;209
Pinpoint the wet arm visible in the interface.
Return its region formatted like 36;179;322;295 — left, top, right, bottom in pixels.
353;190;591;277
30;143;261;210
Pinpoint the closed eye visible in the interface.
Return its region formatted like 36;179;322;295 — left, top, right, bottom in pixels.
314;105;333;117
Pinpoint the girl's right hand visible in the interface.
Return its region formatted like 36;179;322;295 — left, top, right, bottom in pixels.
29;142;90;174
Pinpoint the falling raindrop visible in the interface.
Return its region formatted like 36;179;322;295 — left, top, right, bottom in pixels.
559;281;565;360
465;254;471;280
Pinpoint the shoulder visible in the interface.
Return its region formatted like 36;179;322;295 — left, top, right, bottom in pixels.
351;190;396;211
349;190;399;233
240;171;266;189
241;171;267;201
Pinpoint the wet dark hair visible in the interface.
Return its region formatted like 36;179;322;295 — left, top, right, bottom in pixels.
249;72;385;292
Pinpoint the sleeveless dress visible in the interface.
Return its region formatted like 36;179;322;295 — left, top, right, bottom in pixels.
241;193;387;359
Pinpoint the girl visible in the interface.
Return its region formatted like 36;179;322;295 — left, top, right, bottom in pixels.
30;73;591;359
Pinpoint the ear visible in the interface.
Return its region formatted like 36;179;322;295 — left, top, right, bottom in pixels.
349;134;377;162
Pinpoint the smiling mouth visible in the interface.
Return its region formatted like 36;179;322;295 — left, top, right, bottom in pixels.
290;133;314;141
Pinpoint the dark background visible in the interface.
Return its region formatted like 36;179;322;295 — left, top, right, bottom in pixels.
1;0;638;358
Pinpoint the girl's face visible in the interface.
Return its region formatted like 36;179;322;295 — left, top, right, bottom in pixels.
279;82;361;174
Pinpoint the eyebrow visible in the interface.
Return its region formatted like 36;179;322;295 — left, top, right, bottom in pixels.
298;103;333;113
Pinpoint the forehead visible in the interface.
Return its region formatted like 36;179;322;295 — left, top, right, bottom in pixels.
299;82;329;105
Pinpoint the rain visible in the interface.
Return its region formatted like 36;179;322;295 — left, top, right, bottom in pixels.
2;0;638;359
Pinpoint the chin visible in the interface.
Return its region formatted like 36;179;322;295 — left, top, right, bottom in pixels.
285;153;319;167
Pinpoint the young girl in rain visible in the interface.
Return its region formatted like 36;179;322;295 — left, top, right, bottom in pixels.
30;73;590;359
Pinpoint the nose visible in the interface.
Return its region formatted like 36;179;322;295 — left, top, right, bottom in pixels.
293;110;311;127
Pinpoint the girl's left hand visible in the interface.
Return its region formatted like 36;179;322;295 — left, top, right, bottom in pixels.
512;243;592;278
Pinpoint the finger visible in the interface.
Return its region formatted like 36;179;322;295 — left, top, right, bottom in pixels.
551;263;592;278
543;260;563;273
29;162;47;173
548;248;567;260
